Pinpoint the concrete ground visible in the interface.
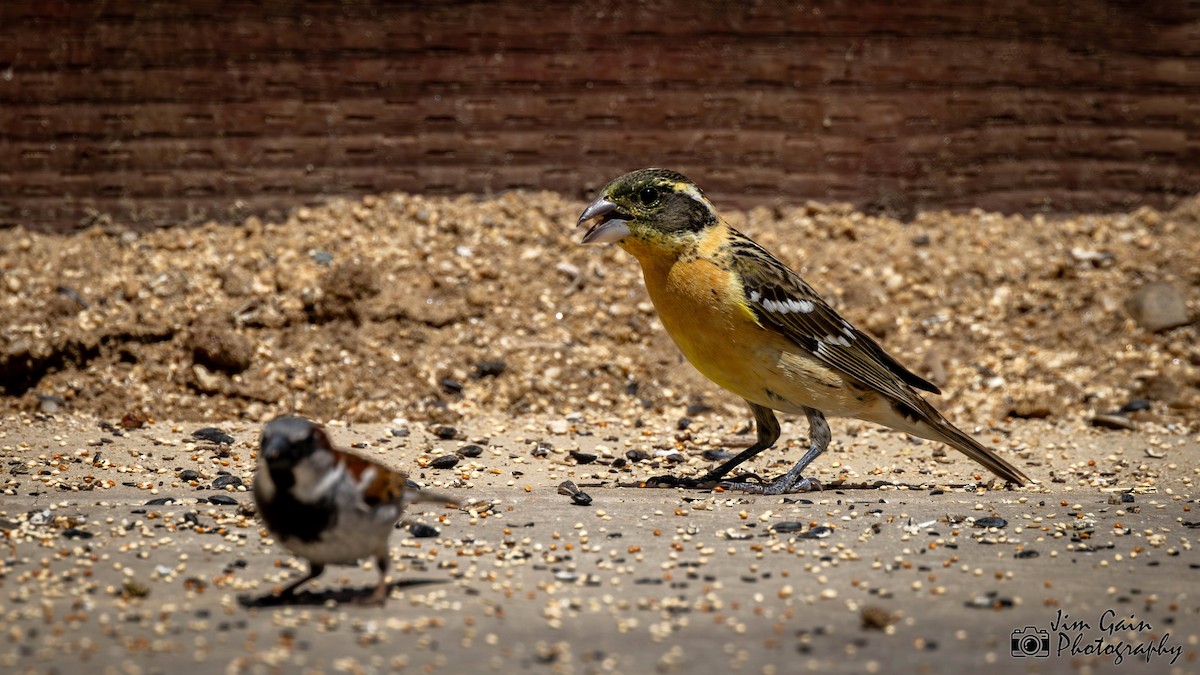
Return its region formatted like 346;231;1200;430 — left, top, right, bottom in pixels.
1;412;1197;675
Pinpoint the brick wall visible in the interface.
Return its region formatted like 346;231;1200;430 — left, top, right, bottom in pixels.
2;0;1199;232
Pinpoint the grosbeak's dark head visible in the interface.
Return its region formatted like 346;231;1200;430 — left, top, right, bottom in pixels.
577;168;718;248
259;416;330;468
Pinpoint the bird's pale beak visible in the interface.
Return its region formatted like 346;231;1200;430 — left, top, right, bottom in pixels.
577;197;632;244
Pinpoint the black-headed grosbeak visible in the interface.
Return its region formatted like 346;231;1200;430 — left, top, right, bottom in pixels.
577;168;1029;493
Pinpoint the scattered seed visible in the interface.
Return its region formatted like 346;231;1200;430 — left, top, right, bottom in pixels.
472;360;506;378
973;517;1007;529
1090;414;1135;431
861;606;894;630
409;523;439;538
212;474;243;489
799;526;833;539
193;427;235;445
431;455;460;469
569;451;597;465
433;425;460;440
626;449;651;463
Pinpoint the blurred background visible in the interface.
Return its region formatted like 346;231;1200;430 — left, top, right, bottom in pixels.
3;0;1199;232
1;1;1197;428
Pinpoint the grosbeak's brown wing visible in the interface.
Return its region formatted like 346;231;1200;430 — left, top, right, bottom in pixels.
726;229;939;406
724;229;1029;486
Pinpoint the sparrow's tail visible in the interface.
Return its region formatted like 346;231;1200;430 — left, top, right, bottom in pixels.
406;488;459;508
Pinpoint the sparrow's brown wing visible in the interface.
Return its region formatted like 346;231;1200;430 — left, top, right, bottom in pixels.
337;450;409;507
339;449;458;508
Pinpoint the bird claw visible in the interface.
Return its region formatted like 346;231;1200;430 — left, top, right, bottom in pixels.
718;476;822;495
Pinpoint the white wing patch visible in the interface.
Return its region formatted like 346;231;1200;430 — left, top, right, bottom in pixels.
760;297;814;315
355;465;377;490
824;334;852;347
306;458;346;500
353;465;379;512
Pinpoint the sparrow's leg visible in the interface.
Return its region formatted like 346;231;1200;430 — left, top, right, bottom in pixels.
281;562;325;596
361;554;390;606
646;402;780;489
720;407;828;494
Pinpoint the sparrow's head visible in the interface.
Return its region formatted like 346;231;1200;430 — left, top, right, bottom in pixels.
259;416;331;468
577;168;718;248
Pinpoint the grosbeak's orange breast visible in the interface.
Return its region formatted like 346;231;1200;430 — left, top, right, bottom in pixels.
624;233;781;402
622;227;858;416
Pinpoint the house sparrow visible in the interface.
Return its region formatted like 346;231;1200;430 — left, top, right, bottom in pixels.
253;416;455;604
577;168;1030;493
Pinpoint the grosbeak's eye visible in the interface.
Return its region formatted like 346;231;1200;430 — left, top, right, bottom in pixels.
638;186;659;206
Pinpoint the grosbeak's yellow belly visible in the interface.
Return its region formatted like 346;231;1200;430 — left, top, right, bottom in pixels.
626;243;872;418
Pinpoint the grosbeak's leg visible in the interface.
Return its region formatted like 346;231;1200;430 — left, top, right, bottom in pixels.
720;407;829;494
646;402;780;489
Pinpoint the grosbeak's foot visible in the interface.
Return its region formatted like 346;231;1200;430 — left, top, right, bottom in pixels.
719;476;822;495
643;474;720;489
714;472;765;485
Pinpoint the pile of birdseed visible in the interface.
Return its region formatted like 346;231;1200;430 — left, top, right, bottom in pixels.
0;190;1197;432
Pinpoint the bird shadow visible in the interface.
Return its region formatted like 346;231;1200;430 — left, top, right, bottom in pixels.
625;476;994;492
237;578;440;608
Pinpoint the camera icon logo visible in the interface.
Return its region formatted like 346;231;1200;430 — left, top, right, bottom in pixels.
1011;627;1050;658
